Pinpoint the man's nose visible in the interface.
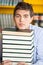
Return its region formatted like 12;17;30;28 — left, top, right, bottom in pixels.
20;17;24;22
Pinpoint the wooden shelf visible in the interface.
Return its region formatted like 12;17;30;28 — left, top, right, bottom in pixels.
24;0;43;5
0;6;15;14
32;5;43;13
0;6;15;8
0;0;43;14
24;0;43;13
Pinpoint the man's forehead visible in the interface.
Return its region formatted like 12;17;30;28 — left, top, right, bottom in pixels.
15;9;30;15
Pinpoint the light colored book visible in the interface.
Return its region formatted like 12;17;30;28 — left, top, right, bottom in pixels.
3;47;34;54
6;0;9;5
3;56;33;62
2;39;33;45
2;34;34;40
2;29;34;36
13;0;18;5
3;52;33;58
9;0;12;6
3;43;33;49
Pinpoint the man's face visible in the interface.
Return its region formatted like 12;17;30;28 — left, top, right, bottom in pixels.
14;10;33;30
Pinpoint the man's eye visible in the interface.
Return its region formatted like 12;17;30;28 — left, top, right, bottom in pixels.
15;15;20;17
24;15;29;18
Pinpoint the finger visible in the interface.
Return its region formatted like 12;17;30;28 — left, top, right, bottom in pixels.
2;60;12;65
17;62;28;65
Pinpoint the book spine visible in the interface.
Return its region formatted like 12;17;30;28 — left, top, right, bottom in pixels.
2;56;33;62
2;39;33;45
3;47;34;54
2;31;34;36
3;43;34;49
2;34;34;40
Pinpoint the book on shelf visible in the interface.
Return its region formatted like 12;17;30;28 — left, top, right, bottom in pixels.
2;28;34;65
0;0;22;6
0;14;14;29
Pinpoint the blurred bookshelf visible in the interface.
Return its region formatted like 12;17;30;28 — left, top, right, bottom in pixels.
33;13;43;28
0;0;23;6
0;0;23;29
24;0;43;28
0;0;23;14
0;0;43;29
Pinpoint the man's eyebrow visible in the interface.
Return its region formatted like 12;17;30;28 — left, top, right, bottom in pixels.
15;14;20;16
15;13;20;15
24;14;29;16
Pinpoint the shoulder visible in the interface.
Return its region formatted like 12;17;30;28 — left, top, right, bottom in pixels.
30;24;43;38
30;24;43;33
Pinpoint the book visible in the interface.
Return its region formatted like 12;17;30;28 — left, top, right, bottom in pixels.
2;39;33;45
2;28;34;65
3;42;34;49
3;47;34;54
2;28;34;36
2;35;34;41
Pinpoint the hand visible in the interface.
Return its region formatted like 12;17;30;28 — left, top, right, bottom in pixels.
2;60;12;65
17;62;28;65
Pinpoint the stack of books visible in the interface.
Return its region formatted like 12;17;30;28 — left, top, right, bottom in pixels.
2;28;34;65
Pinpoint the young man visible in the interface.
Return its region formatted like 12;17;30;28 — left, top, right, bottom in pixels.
3;2;43;65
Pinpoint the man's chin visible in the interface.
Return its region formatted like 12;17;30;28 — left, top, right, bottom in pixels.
18;27;26;30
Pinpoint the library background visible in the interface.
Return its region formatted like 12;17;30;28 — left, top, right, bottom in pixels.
0;0;43;29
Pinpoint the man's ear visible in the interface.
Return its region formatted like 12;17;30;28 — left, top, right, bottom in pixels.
29;16;33;24
31;16;34;24
30;16;34;23
31;16;34;21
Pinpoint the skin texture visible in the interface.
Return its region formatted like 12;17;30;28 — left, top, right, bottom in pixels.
17;62;28;65
2;60;12;65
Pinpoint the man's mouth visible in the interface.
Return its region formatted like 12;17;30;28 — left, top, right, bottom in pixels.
19;23;24;27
